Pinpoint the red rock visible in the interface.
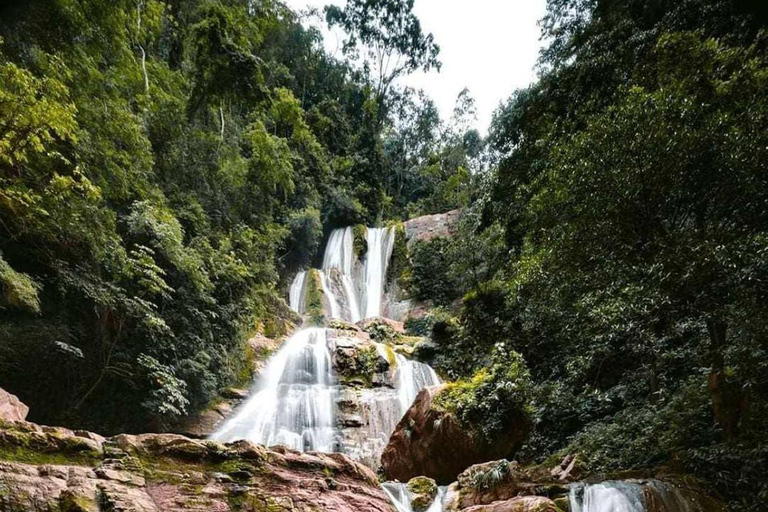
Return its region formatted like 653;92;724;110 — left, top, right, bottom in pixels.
0;387;29;422
462;496;561;512
404;209;461;247
381;386;529;485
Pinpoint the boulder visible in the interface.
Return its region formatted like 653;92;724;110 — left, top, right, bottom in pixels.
357;317;406;335
381;386;528;484
0;387;29;422
0;421;395;512
404;209;461;247
408;476;439;512
462;496;561;512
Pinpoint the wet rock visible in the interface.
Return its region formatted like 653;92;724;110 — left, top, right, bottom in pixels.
461;496;561;512
0;388;29;423
0;421;395;512
382;387;528;484
408;476;438;512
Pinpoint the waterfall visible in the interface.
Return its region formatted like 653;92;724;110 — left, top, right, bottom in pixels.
319;227;362;323
210;328;338;452
338;344;441;468
382;483;446;512
291;225;395;323
569;481;648;512
289;271;306;313
394;352;441;412
363;227;396;319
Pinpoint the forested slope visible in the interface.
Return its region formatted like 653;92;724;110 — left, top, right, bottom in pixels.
0;0;477;433
406;1;767;509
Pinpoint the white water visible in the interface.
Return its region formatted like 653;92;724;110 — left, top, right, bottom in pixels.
288;270;306;313
210;328;338;452
363;227;396;319
382;482;446;512
319;227;362;322
395;352;441;413
569;482;646;512
341;343;441;469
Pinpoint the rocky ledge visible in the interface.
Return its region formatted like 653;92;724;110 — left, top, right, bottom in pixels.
382;387;529;484
0;419;394;512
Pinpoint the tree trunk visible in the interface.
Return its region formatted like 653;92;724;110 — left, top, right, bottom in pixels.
706;317;745;441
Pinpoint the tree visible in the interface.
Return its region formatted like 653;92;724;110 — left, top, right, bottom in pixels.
325;0;440;110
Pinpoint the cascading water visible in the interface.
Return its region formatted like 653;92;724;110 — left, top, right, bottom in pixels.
569;482;646;512
382;482;446;512
319;227;362;322
288;270;306;313
363;227;396;319
210;328;338;452
568;480;709;512
341;343;441;468
394;351;441;413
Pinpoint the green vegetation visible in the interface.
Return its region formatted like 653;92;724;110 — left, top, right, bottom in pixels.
434;346;532;442
0;0;478;433
407;1;767;509
304;269;326;327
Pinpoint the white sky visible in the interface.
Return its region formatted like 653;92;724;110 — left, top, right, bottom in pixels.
283;0;547;134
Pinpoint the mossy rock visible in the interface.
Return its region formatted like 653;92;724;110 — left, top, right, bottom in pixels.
304;269;326;326
352;224;368;259
553;495;570;512
407;476;438;512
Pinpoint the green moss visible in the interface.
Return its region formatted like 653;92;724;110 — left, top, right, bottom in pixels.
304;269;326;326
0;444;99;466
352;224;368;259
386;223;410;291
407;476;438;511
337;344;380;387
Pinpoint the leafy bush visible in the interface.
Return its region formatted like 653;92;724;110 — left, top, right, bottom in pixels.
434;344;532;442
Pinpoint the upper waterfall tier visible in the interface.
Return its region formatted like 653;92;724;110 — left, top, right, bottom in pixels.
289;225;396;324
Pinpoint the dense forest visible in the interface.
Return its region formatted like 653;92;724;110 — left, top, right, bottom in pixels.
0;0;766;510
0;0;477;432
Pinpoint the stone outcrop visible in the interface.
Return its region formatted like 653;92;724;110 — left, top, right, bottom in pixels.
437;457;725;512
0;388;28;423
407;476;438;512
404;209;461;247
458;496;561;512
0;419;394;512
356;317;405;335
381;387;528;484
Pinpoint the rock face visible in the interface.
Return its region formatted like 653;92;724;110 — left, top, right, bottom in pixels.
459;496;561;512
0;388;28;422
381;387;528;484
439;458;726;512
0;420;395;512
404;209;461;248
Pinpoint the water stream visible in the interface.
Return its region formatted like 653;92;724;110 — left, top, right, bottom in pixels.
210;328;337;451
289;225;395;324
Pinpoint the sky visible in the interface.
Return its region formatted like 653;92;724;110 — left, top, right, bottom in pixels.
283;0;548;134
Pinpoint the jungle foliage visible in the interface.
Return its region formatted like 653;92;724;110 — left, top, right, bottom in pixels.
410;1;767;509
0;0;473;432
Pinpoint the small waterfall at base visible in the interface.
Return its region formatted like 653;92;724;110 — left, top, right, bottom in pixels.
569;481;645;512
569;480;711;512
382;482;447;512
210;328;338;452
363;227;396;319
